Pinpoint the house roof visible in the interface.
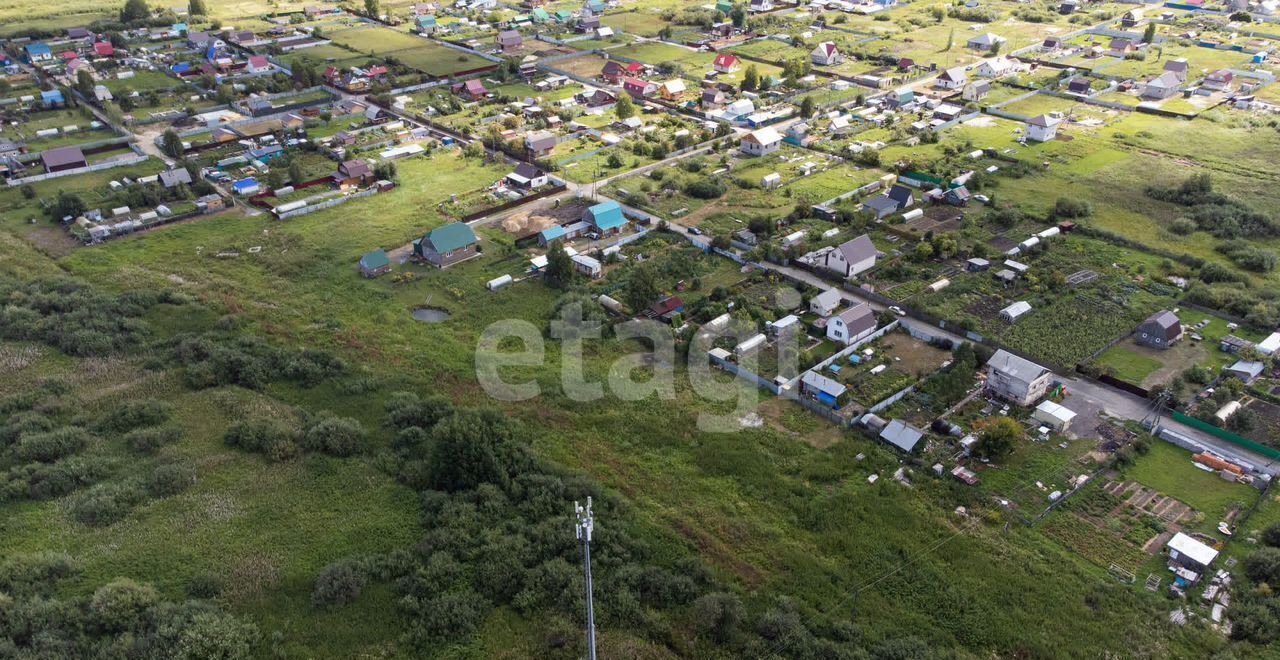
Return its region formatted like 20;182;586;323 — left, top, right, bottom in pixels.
662;79;686;94
1147;71;1182;90
1164;58;1189;73
838;234;877;265
426;222;478;252
572;254;601;270
248;55;269;68
880;419;925;452
1228;360;1264;378
742;126;781;145
159;168;193;187
969;32;1005;46
886;185;913;205
987;349;1048;381
1027;114;1059;127
938;66;966;82
339;159;371;179
587;200;625;230
651;296;684;316
813;288;842;310
1142;310;1181;339
813;42;838;58
513;162;544;179
93;41;115;56
835;303;876;336
702;88;724;102
540;225;566;241
526;131;557;151
863;196;899;214
40;146;85;169
67;27;92;38
601;61;625;75
1168;532;1218;567
26;43;52;56
360;249;390;270
713;53;738;68
497;29;522;43
463;79;488;95
802;370;846;397
1035;399;1076;425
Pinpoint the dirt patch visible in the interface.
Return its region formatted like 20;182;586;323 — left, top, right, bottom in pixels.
22;226;81;258
964;295;1007;321
876;333;950;378
670;516;763;588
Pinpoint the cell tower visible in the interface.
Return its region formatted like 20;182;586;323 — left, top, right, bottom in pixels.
575;498;597;660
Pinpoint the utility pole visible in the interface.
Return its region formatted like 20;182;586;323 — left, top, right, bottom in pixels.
575;498;598;660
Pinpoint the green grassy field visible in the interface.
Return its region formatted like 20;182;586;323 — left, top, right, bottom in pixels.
1095;346;1163;383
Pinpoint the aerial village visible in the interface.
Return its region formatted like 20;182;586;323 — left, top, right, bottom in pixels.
4;0;1280;644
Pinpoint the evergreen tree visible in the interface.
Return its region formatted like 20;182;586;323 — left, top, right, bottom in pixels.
189;0;208;16
614;93;635;120
160;129;184;159
742;64;759;92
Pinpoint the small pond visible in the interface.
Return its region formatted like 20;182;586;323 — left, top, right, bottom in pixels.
412;307;450;323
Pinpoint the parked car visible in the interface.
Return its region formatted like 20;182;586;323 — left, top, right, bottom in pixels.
687;226;702;235
889;305;906;316
974;194;990;204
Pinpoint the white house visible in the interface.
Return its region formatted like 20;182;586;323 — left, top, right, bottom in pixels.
822;234;878;279
739;126;782;156
810;288;842;316
976;57;1016;78
967;32;1006;51
1026;114;1060;142
935;67;966;90
826;303;877;345
811;42;842;66
986;349;1052;406
1142;71;1183;100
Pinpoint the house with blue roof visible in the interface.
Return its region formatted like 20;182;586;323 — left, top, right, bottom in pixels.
173;22;188;35
416;15;437;33
25;43;53;63
40;89;65;107
414;222;479;268
539;225;566;246
172;62;191;74
232;178;261;195
584;200;626;235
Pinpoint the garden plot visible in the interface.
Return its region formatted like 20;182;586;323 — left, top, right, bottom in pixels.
327;24;492;76
1120;442;1261;538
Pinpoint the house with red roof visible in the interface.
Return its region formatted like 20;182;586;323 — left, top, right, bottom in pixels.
713;53;739;73
459;78;489;100
247;55;271;73
92;41;115;57
623;77;656;98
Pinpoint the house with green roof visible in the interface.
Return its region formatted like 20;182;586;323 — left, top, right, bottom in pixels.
584;200;626;235
531;8;550;21
554;10;574;22
716;0;734;13
414;222;480;268
359;249;392;278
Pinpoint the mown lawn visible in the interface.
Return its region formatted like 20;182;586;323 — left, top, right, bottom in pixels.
1096;346;1163;383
